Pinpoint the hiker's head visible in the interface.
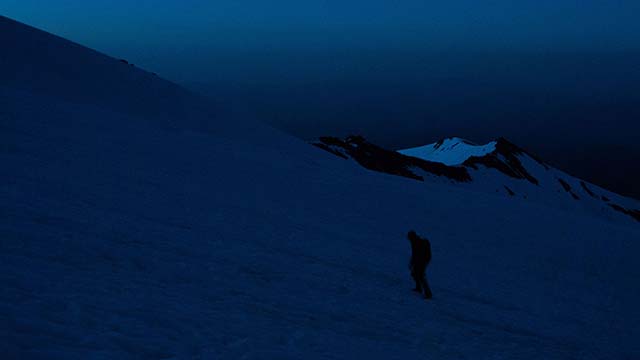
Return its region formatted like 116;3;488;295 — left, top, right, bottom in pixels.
407;230;418;242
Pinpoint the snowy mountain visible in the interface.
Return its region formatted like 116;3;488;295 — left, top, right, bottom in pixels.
403;137;640;223
315;136;639;224
2;15;640;359
400;137;498;166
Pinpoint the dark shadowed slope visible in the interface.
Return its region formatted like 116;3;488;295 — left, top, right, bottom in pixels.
0;15;255;136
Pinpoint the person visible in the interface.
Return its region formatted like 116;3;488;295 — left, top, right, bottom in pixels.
408;230;433;299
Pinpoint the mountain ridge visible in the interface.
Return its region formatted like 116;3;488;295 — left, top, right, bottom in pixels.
315;135;640;223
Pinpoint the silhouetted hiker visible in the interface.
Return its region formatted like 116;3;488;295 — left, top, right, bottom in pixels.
408;230;432;299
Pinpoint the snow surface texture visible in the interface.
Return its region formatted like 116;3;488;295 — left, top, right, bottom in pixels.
2;16;640;359
399;137;497;166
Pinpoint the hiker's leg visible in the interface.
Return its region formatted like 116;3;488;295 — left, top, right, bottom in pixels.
422;276;433;299
412;274;422;292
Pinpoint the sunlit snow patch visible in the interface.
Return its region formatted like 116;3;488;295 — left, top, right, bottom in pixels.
399;137;497;166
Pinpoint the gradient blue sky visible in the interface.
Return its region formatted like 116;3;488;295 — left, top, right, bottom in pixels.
3;0;640;81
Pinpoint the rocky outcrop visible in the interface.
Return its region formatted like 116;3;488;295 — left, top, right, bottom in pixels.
463;138;541;185
609;204;640;222
557;178;580;200
313;136;471;182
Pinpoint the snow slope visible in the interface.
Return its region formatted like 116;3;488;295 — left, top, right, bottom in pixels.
399;137;640;224
399;137;497;166
0;15;275;139
2;16;640;359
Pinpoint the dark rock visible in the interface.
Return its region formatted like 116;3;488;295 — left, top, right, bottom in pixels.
580;181;597;198
557;178;580;200
609;204;640;222
463;138;540;185
313;136;471;182
504;186;515;196
312;142;348;159
558;178;572;192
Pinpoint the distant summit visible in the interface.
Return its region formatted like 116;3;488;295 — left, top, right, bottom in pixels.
399;137;497;166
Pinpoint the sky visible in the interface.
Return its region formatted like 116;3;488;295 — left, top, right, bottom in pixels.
3;0;640;82
2;1;640;196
